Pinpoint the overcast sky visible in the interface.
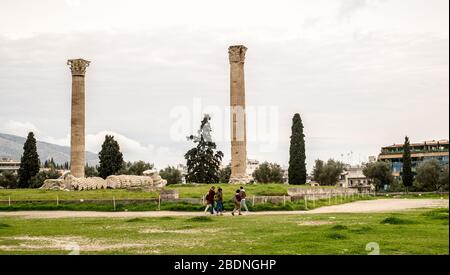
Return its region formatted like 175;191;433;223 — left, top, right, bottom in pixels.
0;0;448;171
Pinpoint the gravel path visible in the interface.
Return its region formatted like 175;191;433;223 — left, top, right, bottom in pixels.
0;199;447;219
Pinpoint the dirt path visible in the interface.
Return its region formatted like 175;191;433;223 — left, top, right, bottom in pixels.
0;199;447;219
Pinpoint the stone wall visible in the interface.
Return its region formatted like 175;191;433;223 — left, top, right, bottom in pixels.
288;187;359;201
250;196;291;204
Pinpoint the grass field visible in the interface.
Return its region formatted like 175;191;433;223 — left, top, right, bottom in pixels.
0;184;311;201
0;208;447;255
1;184;445;202
0;193;375;212
0;185;445;212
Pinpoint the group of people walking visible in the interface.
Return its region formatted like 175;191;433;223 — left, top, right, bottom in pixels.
204;186;249;216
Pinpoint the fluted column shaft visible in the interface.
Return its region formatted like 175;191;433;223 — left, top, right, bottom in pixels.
228;45;248;183
67;59;90;178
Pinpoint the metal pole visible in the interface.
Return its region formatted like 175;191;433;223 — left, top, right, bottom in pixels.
304;196;308;210
113;196;116;211
252;195;255;207
158;195;161;211
8;196;11;207
57;195;59;206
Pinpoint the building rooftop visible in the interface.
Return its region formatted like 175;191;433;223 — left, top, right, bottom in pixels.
0;157;20;163
382;139;448;149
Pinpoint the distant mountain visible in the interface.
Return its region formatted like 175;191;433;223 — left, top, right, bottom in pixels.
0;132;98;165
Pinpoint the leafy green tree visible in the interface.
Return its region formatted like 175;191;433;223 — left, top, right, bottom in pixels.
18;132;40;188
184;115;224;183
85;164;99;177
312;159;344;185
319;159;345;185
389;179;405;192
252;162;284;183
363;161;393;190
288;113;307;185
414;159;449;192
97;135;124;179
120;161;154;175
219;164;231;183
312;159;324;183
159;166;183;185
30;168;61;188
402;136;413;191
0;171;18;189
44;158;56;169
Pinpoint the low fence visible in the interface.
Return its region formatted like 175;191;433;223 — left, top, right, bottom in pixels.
0;188;380;209
0;194;374;209
374;191;449;196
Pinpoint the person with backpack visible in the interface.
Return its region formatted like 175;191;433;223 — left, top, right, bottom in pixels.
231;189;242;216
214;187;224;216
239;186;249;213
204;186;216;215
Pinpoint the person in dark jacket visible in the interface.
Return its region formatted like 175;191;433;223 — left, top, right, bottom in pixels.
214;187;224;216
204;186;216;214
231;189;242;216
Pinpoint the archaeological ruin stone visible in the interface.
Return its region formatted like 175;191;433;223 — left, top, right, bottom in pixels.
228;45;251;184
67;58;90;178
41;172;167;191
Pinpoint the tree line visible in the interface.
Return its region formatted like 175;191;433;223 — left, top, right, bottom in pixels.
2;118;447;191
0;133;183;189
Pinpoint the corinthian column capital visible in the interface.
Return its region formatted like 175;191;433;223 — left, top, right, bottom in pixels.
228;45;247;63
67;58;90;76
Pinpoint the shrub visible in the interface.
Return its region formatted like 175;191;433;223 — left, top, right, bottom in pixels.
327;232;347;240
331;225;348;230
252;162;285;183
30;169;61;188
187;216;213;222
0;171;18;189
159;166;183;185
380;216;414;225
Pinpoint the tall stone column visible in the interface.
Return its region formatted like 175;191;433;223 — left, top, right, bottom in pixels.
228;45;249;184
67;59;90;178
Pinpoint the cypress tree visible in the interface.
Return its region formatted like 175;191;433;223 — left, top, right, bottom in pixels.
402;136;413;191
97;135;124;179
18;132;40;188
184;115;224;183
288;113;307;185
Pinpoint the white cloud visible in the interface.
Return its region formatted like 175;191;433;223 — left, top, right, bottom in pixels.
85;131;181;169
0;119;180;169
0;0;448;172
338;0;370;18
1;120;40;137
44;130;180;169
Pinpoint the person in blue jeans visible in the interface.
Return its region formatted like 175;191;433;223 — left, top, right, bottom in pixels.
214;187;224;216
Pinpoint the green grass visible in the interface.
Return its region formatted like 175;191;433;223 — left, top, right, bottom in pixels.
327;232;348;240
331;225;348;230
0;188;159;201
0;194;375;212
187;216;213;222
0;184;329;202
0;184;370;212
0;208;447;255
1;186;446;202
377;193;449;199
380;216;416;225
